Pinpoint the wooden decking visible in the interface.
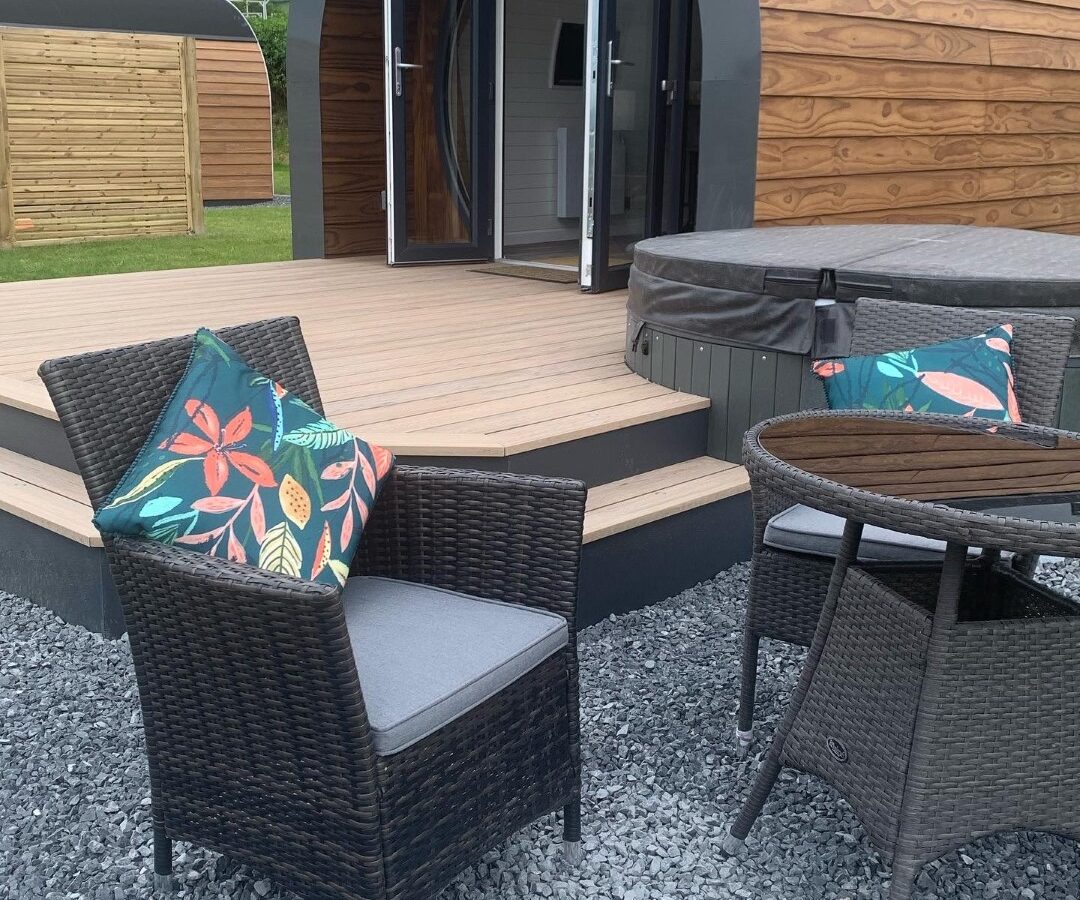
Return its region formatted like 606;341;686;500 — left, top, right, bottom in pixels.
0;446;748;549
0;257;707;456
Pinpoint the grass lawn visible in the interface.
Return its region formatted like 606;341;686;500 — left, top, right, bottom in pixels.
274;161;291;195
0;205;292;284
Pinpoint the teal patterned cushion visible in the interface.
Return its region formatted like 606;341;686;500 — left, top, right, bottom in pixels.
813;324;1020;423
95;329;394;586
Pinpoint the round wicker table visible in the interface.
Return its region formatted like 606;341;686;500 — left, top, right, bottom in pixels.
726;409;1080;900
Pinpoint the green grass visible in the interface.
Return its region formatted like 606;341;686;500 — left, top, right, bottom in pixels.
0;205;292;284
274;161;291;196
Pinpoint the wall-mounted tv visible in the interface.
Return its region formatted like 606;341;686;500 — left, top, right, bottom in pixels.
552;21;585;87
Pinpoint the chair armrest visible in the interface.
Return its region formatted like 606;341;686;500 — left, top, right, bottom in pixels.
354;466;587;628
105;536;384;887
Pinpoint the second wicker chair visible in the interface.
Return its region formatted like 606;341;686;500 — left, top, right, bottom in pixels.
736;297;1075;755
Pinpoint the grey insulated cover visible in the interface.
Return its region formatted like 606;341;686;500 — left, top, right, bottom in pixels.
630;225;1080;355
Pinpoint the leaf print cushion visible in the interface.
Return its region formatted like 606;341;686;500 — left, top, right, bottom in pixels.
95;329;395;587
812;324;1021;423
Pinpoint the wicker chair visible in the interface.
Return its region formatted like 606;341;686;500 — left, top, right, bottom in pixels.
39;318;586;900
735;298;1075;756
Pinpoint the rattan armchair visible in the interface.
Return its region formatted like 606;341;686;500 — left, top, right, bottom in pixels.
735;298;1075;755
39;318;586;900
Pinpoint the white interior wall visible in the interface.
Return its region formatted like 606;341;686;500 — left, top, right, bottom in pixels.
502;0;586;249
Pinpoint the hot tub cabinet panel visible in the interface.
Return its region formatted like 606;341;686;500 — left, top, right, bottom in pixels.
628;226;1080;462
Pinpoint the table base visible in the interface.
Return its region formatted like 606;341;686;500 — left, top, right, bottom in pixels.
732;554;1080;899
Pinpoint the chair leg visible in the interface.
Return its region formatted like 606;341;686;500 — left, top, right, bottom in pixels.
562;798;583;864
887;853;921;900
153;826;173;894
736;630;760;757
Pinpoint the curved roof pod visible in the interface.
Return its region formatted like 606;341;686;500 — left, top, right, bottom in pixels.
0;0;258;42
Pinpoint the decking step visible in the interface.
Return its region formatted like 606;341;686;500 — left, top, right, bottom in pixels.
0;448;99;547
0;448;749;553
583;456;749;544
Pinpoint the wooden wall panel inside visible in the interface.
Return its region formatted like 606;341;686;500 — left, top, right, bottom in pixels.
320;0;386;257
194;39;273;202
0;27;200;245
756;0;1080;233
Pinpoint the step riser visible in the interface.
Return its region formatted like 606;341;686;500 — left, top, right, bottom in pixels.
0;509;123;638
400;410;708;488
579;490;753;627
0;404;77;473
0;489;750;638
4;399;708;490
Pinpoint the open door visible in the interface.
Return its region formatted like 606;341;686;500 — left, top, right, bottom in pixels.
384;0;495;264
581;0;668;291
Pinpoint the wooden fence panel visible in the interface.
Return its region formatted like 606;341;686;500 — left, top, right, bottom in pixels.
756;1;1080;234
194;39;273;201
0;27;201;245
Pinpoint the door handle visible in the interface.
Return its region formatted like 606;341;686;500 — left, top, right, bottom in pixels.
607;41;621;97
394;46;423;97
606;41;634;97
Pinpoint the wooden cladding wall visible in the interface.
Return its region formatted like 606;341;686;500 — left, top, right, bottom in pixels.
755;0;1080;233
0;27;203;246
319;0;386;257
194;39;274;201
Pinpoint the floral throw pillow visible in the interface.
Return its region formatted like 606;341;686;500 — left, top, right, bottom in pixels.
94;329;394;587
812;324;1021;423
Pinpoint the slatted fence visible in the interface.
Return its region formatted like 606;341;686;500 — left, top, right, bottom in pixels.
0;27;203;246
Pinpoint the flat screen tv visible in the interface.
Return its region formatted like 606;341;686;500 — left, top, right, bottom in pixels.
552;21;585;87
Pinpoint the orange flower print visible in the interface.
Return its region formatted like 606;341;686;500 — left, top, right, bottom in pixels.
160;399;277;495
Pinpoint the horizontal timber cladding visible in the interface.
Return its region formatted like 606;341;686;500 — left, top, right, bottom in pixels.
755;0;1080;233
194;39;274;201
0;27;203;245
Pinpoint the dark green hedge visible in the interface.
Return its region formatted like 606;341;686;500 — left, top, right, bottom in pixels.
248;12;288;113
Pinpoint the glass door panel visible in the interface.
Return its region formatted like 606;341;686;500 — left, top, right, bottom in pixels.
581;0;666;291
385;0;494;263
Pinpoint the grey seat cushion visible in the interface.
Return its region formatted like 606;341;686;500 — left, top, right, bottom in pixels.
765;504;979;562
343;576;568;756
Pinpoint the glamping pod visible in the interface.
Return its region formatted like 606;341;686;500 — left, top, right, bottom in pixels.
289;0;1080;290
0;0;273;245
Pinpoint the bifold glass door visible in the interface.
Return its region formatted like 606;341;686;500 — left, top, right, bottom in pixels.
581;0;667;291
384;0;495;263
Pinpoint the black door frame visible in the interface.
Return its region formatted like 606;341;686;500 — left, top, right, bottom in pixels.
583;0;671;293
386;0;496;264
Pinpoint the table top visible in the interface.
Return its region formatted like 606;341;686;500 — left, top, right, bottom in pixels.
748;410;1080;556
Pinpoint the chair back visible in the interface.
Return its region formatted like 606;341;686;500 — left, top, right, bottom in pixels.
849;298;1074;427
38;318;322;510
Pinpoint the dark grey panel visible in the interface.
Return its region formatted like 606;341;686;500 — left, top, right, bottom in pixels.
288;0;328;260
0;512;122;638
0;0;257;40
694;0;760;232
0;405;78;472
1061;359;1080;432
748;350;778;427
724;348;754;462
507;411;707;487
706;343;731;459
674;337;694;393
578;490;752;628
398;410;707;488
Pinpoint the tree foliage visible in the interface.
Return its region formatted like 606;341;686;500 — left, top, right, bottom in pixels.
248;12;288;112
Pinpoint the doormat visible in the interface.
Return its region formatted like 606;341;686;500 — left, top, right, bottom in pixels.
469;263;578;284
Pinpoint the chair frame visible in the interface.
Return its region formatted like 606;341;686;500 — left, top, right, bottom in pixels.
735;297;1075;755
39;318;586;900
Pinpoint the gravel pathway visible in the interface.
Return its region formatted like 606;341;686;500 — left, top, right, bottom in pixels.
4;562;1080;900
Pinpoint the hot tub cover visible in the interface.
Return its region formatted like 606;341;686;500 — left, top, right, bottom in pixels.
630;225;1080;356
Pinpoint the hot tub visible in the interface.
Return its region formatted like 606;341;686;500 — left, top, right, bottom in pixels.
626;225;1080;461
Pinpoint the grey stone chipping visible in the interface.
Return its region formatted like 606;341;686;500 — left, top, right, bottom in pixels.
2;562;1079;899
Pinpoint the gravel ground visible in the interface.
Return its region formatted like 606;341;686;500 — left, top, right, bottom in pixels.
209;195;291;211
4;561;1080;900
